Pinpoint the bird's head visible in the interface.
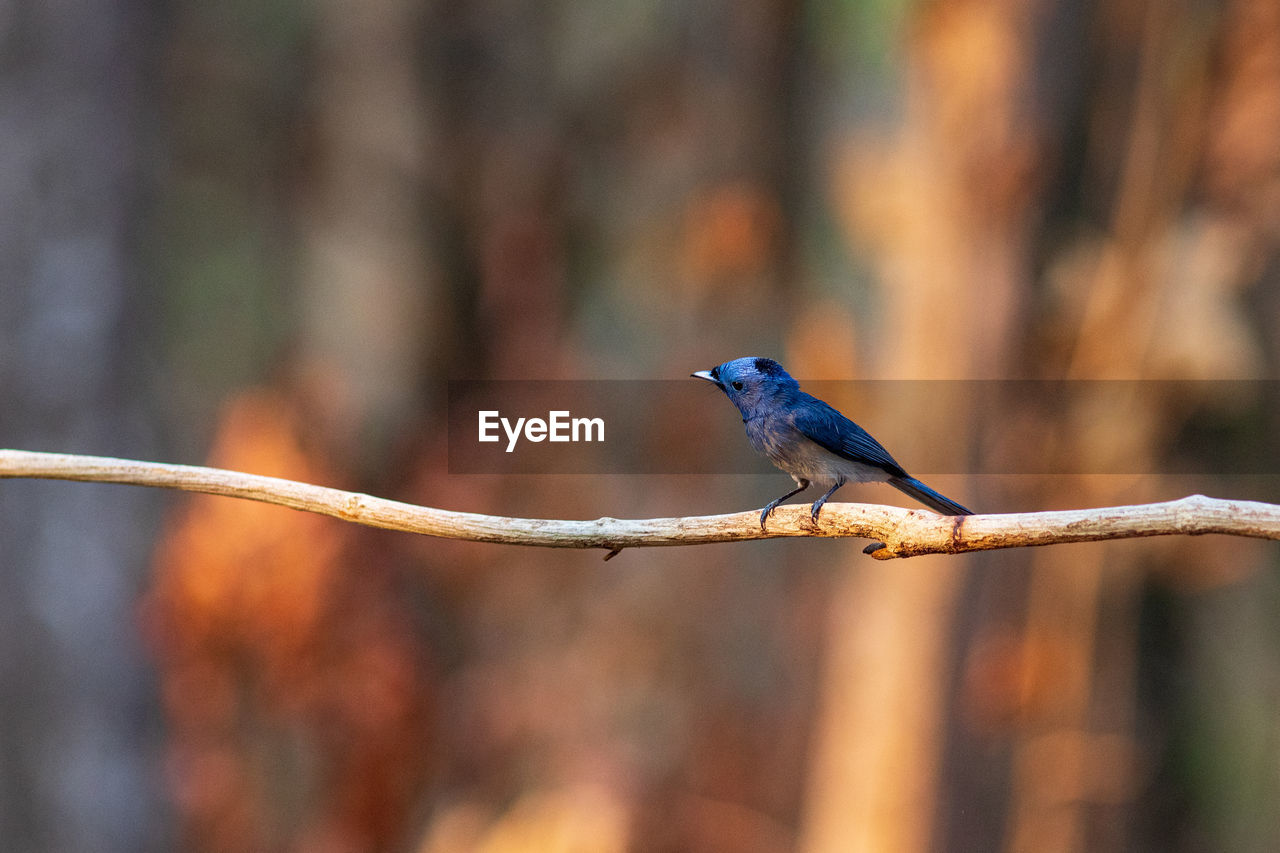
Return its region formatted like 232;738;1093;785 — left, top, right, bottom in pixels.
691;357;799;415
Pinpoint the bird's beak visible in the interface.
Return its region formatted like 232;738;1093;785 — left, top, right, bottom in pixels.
691;370;721;388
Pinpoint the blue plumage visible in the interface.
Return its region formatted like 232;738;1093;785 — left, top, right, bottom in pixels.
692;356;972;528
790;398;906;477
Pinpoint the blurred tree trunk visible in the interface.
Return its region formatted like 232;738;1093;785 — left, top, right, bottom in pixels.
297;0;440;467
800;0;1041;847
0;0;166;849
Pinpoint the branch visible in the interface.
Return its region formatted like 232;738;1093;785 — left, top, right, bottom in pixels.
2;449;1278;560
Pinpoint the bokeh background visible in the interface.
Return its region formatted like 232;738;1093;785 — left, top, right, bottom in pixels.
3;0;1280;850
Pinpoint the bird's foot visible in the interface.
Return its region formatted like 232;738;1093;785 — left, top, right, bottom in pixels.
809;500;827;524
759;500;782;531
808;483;842;526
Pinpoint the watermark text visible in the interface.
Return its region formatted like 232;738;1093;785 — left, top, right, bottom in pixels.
478;410;605;452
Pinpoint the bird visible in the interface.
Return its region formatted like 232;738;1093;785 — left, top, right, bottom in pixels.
692;356;972;529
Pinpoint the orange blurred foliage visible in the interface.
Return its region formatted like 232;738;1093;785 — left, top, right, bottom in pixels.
681;181;781;289
142;390;435;852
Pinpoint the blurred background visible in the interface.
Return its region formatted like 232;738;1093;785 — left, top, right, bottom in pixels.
2;0;1279;850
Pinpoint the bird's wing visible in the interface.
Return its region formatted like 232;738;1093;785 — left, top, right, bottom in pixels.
791;396;907;477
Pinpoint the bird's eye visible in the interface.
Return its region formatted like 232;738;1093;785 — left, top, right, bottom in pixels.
732;381;744;391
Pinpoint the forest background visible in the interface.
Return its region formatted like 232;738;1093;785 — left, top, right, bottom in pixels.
2;0;1279;850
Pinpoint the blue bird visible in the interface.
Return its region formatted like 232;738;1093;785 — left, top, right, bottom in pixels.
692;357;972;529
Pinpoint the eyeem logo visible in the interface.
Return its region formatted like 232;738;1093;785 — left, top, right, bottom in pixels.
478;410;605;452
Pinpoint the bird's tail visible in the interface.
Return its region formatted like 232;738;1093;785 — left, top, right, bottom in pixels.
888;476;972;516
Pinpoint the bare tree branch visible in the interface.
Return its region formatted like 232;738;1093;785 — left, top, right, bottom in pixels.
2;449;1278;559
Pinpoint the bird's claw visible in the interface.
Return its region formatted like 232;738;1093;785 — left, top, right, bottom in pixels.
809;499;829;525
